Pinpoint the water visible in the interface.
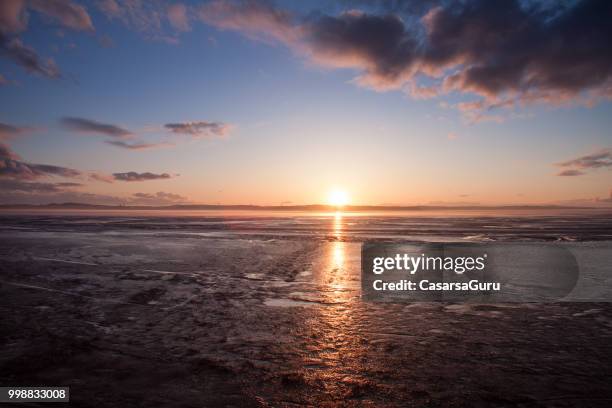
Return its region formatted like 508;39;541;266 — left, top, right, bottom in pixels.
1;208;611;241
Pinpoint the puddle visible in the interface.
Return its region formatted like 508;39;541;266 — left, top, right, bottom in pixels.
297;270;312;277
245;273;266;280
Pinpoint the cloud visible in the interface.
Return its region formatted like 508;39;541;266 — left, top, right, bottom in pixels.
0;121;32;140
199;0;612;118
305;11;420;90
199;0;299;44
164;121;232;138
96;0;121;18
63;118;184;149
0;142;82;180
112;171;174;182
167;3;190;31
0;0;94;34
0;0;27;33
0;160;82;179
27;163;81;178
61;117;133;138
62;118;234;147
557;148;612;170
0;178;82;193
105;140;172;150
556;148;612;176
557;169;585;177
0;0;94;78
0;33;61;78
0;142;21;160
96;0;180;43
89;172;115;183
198;1;427;89
97;0;161;32
28;0;94;32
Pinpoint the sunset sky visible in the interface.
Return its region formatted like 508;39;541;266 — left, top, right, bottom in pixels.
1;0;611;206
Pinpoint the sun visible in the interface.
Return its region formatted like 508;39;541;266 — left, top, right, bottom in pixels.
328;189;350;207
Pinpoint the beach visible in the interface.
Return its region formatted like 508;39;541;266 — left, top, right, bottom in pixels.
1;211;612;407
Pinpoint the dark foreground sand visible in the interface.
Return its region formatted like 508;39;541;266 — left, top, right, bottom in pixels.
1;226;612;407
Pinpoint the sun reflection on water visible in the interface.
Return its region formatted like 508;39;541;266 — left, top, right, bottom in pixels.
297;211;365;394
332;243;344;271
333;210;343;240
326;212;351;298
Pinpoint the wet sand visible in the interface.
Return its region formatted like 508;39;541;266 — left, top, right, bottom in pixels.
1;214;612;407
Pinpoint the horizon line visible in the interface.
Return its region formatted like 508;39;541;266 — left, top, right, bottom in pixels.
0;202;609;211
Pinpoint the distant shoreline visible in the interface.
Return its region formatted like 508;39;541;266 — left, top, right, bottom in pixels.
0;203;607;212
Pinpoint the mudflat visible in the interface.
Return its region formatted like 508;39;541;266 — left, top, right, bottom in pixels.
1;213;612;407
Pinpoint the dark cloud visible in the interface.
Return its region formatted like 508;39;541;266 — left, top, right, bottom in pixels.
556;148;612;176
557;169;585;177
200;0;612;116
61;117;133;138
112;171;174;182
28;163;81;178
164;121;232;138
0;142;81;179
0;179;81;193
305;10;419;90
0;159;82;179
427;0;612;104
0;32;61;78
557;148;612;170
105;140;172;150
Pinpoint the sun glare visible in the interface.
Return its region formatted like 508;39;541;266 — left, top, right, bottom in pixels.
328;190;349;207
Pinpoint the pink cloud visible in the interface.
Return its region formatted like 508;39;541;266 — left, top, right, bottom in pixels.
167;3;190;32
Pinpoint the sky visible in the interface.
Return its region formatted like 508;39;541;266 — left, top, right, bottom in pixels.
0;0;611;206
